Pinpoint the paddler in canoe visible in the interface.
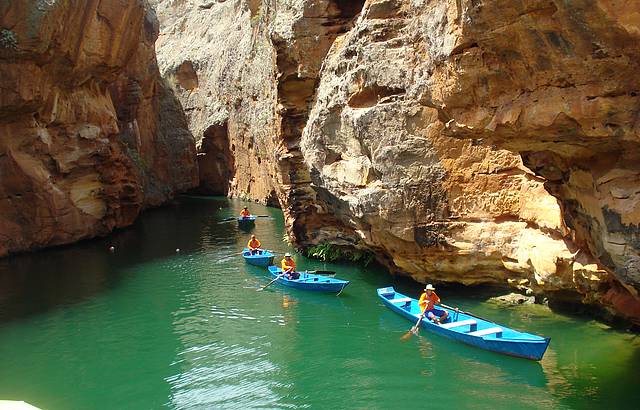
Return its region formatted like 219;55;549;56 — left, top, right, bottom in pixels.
240;207;251;217
247;235;262;255
281;253;300;280
419;284;449;324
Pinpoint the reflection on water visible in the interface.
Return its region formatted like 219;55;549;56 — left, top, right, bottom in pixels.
0;197;639;410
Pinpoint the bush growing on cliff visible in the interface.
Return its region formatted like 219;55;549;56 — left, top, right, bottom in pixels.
306;243;374;266
0;29;17;50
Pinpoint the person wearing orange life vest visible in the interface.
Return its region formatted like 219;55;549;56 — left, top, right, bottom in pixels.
240;207;251;218
247;235;262;255
281;253;299;280
418;284;449;324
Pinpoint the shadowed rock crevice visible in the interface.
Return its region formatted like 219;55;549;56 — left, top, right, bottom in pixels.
334;0;366;19
270;0;368;246
347;85;405;108
196;122;234;195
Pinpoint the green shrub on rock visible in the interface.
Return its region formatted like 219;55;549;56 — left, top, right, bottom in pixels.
0;29;17;50
306;242;374;266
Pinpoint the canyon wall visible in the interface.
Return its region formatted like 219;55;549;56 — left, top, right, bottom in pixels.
0;0;198;257
154;0;640;323
152;0;281;203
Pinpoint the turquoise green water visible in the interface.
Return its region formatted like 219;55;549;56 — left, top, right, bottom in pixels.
0;197;639;409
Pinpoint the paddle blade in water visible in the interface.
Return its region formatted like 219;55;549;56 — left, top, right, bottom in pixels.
400;329;415;341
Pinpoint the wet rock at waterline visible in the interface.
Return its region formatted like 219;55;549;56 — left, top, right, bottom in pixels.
488;293;536;306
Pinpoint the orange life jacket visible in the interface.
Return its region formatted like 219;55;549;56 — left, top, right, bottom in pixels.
281;258;296;272
419;291;441;312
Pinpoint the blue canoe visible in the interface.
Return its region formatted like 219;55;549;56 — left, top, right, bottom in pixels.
267;266;349;293
377;287;550;361
238;216;256;225
242;248;274;267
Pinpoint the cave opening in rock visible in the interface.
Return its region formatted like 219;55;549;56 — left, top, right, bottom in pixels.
333;0;366;19
175;60;198;91
196;122;234;195
347;85;406;108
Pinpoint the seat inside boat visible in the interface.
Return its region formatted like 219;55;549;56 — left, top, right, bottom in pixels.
440;319;477;332
468;327;503;338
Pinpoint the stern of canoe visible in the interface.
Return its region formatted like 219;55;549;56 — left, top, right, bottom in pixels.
242;249;274;267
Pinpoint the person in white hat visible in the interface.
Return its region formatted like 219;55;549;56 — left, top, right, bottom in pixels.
418;284;448;324
281;253;299;279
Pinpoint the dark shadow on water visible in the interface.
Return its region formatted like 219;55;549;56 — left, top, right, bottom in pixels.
0;196;239;324
238;223;255;233
0;242;125;324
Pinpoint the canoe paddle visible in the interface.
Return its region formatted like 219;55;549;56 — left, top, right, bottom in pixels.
258;273;286;291
440;303;481;321
304;270;336;276
401;311;427;341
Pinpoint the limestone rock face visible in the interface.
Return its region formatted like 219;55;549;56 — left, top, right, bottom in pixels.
151;0;281;202
0;0;198;256
152;0;640;323
299;0;640;323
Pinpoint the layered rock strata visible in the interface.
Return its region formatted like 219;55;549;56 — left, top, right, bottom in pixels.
153;0;640;323
0;0;198;257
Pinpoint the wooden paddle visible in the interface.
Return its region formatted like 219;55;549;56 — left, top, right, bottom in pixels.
299;272;336;278
401;311;427;341
258;273;285;291
440;303;483;321
304;270;336;276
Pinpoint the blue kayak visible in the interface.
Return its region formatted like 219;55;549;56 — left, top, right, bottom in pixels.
238;216;256;225
377;287;550;361
267;266;349;293
242;248;274;267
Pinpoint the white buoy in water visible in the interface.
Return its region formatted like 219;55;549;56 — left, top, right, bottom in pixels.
176;248;180;253
109;246;115;253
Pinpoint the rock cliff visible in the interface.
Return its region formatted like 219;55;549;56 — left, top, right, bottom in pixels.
0;0;198;257
154;0;640;324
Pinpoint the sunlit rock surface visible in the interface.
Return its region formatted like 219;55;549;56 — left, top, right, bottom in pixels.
153;0;640;323
0;0;198;256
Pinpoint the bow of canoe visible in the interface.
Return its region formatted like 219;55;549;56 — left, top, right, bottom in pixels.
377;287;550;361
268;266;349;293
238;216;256;224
